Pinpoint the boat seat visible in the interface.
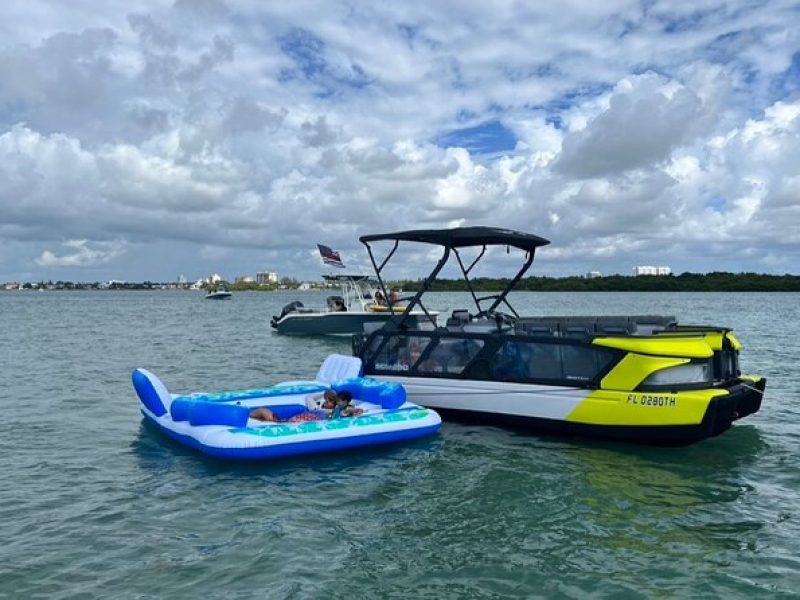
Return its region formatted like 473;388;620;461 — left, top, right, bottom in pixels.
326;295;347;312
595;317;635;335
315;354;364;384
446;309;471;331
519;319;561;337
628;315;677;335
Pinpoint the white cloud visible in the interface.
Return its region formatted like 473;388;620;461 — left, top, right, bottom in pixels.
35;240;126;267
0;1;799;280
555;71;727;178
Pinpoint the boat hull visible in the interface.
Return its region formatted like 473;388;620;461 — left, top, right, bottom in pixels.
205;292;232;300
373;375;765;446
272;311;427;336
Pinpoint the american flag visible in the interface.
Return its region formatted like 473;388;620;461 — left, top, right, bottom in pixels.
317;244;345;268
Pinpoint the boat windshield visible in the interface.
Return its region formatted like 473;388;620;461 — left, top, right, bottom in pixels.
322;274;380;311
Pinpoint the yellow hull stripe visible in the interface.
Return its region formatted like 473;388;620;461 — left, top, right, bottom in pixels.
566;389;729;426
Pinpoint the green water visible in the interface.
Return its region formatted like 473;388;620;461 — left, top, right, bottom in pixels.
1;291;798;598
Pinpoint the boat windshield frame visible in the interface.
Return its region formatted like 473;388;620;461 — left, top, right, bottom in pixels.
322;273;379;311
359;227;550;330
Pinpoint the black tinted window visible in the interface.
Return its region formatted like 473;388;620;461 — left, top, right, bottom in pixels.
368;335;433;372
418;338;484;375
491;341;617;384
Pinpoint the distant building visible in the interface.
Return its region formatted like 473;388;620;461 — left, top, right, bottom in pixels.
256;271;278;285
235;276;254;284
633;265;672;276
177;274;187;284
210;273;223;284
585;271;602;279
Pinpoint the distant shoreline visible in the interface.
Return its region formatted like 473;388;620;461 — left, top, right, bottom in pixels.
399;273;800;292
4;272;800;292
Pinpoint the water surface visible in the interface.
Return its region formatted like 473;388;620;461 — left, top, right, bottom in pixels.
1;291;798;598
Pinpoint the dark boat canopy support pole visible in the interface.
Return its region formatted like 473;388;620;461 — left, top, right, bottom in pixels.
400;245;451;328
484;249;536;317
367;240;398;317
453;246;485;315
362;240;450;330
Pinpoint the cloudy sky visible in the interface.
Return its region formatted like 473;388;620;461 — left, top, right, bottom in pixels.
1;0;799;283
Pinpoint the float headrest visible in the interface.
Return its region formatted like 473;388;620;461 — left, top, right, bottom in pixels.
132;369;171;417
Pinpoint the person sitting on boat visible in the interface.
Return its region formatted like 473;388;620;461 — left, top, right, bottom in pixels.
374;290;386;305
491;342;529;381
388;289;400;305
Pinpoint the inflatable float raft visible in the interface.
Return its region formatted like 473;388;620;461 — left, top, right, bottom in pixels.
132;354;442;460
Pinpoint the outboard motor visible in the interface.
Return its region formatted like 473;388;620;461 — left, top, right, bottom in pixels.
270;300;304;328
326;295;347;312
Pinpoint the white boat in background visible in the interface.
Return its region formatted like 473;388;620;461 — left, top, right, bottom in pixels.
270;274;438;336
205;287;232;300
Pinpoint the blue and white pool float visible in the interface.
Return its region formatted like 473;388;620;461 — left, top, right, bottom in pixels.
132;354;442;460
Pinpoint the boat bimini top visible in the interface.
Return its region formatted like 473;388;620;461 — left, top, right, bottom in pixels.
359;226;550;331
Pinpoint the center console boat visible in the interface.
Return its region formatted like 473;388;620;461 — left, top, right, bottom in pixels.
271;274;437;336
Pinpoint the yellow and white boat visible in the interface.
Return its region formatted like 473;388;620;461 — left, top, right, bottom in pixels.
353;227;765;445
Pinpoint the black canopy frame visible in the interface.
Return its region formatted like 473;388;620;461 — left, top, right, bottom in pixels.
359;227;550;330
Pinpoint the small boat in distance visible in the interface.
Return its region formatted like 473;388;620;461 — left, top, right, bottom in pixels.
270;274;438;336
205;287;232;300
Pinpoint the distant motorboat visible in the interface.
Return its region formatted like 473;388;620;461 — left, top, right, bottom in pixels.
270;274;437;335
205;287;232;300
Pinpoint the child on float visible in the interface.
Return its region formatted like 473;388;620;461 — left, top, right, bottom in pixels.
249;389;363;423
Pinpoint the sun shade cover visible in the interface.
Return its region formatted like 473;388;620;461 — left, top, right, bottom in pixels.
360;226;550;252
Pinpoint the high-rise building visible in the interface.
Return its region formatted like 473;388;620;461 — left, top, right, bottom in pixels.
633;266;671;276
256;272;278;285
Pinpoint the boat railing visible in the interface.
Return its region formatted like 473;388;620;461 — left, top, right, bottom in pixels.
516;315;678;337
437;313;679;338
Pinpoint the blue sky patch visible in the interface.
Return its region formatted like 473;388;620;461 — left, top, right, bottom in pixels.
660;8;719;34
279;28;327;79
705;30;744;64
537;82;613;118
278;27;372;93
769;50;800;101
436;120;518;154
705;196;727;212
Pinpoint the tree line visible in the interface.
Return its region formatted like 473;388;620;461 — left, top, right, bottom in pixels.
391;272;800;292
